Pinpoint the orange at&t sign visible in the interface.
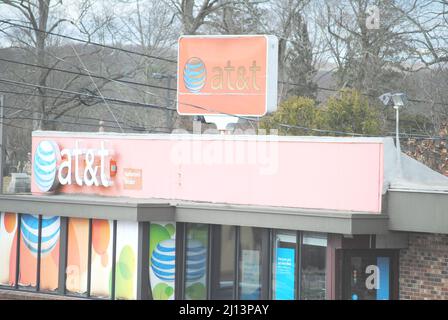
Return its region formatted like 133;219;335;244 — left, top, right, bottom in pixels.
177;35;278;117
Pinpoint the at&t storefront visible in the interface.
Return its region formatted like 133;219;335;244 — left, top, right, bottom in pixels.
1;131;447;300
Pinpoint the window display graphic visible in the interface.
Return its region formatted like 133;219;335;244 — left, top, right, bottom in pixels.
185;241;207;299
19;214;38;287
115;221;138;300
185;224;208;300
272;231;297;300
66;218;89;294
39;215;60;291
90;219;114;298
0;212;18;286
18;214;59;288
149;222;176;300
275;248;295;300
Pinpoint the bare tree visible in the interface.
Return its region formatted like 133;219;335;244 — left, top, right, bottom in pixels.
317;0;419;96
399;0;448;68
166;0;242;35
0;0;150;132
206;0;267;34
108;0;178;130
0;0;72;129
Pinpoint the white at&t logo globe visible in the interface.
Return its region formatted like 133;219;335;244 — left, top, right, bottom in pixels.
33;141;60;192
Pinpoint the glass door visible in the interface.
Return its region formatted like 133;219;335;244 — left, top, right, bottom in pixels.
272;231;297;300
341;250;398;300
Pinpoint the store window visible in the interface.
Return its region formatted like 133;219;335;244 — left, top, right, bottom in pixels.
211;225;236;299
66;218;89;295
39;215;60;292
18;214;39;288
272;230;297;300
115;221;139;300
300;232;327;300
149;222;176;300
89;219;114;298
0;212;18;287
185;223;209;300
239;226;263;300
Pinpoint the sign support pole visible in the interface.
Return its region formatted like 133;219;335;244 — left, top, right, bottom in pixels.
203;115;239;133
0;95;4;194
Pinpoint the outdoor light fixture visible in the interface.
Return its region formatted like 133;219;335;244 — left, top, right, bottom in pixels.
379;92;407;177
391;93;407;107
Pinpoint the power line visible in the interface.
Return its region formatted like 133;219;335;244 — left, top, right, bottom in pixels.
0;57;177;92
71;44;124;132
272;122;364;136
2;93;447;140
0;77;390;137
1;104;173;133
5;112;446;141
0;19;176;64
3;19;448;108
2;103;127;127
5;114;169;133
1;75;445;139
279;81;448;107
0;77;176;111
4;51;441;110
0;54;271;127
0;89;163;131
0;76;257;125
1;22;446;140
2;122;32;132
0;88;74;101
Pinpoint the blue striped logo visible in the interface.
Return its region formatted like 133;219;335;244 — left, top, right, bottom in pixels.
151;239;176;282
185;240;206;281
21;214;60;256
183;57;206;93
33;141;59;192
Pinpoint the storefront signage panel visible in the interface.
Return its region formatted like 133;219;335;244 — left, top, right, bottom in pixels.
32;132;385;213
33;140;116;192
177;35;278;116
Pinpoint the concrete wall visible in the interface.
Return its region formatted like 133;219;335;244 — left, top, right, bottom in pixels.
399;233;448;300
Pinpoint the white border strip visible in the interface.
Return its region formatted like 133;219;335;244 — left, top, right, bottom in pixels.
32;130;389;144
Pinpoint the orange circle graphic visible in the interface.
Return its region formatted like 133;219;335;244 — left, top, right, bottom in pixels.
92;220;110;254
4;213;16;233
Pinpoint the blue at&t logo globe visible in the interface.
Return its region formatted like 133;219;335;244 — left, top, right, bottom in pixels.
21;214;60;256
185;240;206;281
183;57;206;93
33;140;60;192
151;239;176;282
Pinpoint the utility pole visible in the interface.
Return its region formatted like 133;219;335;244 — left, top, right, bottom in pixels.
166;76;172;129
152;73;175;131
0;95;5;194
